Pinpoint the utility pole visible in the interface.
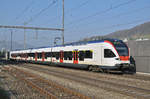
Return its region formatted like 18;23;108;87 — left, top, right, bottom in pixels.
62;0;65;45
10;30;13;51
24;23;26;49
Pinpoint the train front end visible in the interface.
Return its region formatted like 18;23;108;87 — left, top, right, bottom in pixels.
105;39;135;72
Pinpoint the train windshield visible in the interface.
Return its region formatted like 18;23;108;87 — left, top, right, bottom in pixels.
112;41;129;56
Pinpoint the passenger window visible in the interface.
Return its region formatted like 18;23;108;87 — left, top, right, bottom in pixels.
104;49;116;58
38;53;42;59
64;52;68;60
79;51;85;61
56;52;59;60
68;51;72;60
52;52;55;57
85;50;93;58
45;52;48;59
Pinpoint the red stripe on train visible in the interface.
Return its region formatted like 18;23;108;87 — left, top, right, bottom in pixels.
104;40;129;61
120;56;129;61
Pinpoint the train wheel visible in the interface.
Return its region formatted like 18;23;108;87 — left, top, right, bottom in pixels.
88;66;93;71
102;69;109;73
88;66;101;72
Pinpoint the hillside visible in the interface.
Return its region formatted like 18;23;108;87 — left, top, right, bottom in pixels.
81;21;150;41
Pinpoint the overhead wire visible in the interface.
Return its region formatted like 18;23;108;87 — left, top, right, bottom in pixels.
66;5;150;29
15;0;35;21
23;0;58;25
99;17;150;30
40;0;91;26
37;0;60;26
66;0;137;26
66;0;90;13
66;17;150;34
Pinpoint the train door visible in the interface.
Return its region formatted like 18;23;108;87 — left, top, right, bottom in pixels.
60;51;64;63
30;53;32;61
102;47;116;66
35;52;37;62
20;53;22;60
25;53;27;61
73;50;78;64
42;52;45;62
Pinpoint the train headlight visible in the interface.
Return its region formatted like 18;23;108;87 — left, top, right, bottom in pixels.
115;58;120;60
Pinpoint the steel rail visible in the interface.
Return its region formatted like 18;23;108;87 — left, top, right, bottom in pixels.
4;66;57;99
5;66;91;99
122;74;150;81
22;64;150;99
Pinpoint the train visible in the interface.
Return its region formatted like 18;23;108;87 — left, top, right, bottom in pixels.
9;39;136;73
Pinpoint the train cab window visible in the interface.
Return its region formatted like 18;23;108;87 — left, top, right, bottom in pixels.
79;51;85;61
104;49;116;58
85;50;93;58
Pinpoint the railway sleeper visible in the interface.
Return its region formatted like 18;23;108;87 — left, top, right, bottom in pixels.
88;65;103;72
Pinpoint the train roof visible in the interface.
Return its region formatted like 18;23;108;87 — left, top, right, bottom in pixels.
11;38;122;51
55;38;122;46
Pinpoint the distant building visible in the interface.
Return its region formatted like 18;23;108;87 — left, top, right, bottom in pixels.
123;38;128;42
136;38;149;41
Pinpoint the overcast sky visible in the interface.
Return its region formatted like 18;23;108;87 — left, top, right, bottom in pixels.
0;0;150;48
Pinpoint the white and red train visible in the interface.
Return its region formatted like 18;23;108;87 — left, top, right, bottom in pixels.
10;39;135;72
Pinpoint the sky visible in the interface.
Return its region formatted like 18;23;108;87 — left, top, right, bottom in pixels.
0;0;150;49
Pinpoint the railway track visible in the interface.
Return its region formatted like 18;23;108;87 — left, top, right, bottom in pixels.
121;74;150;81
19;64;150;99
2;60;149;81
24;62;150;82
21;64;150;87
4;66;91;99
0;68;46;98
